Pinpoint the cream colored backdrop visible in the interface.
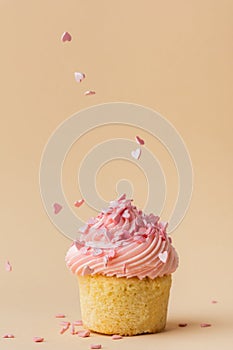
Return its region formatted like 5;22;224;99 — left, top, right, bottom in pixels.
0;1;232;349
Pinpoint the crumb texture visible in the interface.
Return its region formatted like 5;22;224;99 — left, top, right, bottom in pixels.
78;274;171;336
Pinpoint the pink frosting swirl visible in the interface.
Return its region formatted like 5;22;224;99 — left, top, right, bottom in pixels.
65;194;179;280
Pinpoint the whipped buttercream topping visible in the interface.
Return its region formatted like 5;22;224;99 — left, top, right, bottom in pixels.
66;194;179;279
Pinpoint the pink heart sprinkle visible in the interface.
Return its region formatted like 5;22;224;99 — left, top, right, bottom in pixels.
5;260;12;272
200;323;212;328
108;249;116;258
84;90;96;96
53;202;63;214
112;334;123;340
103;255;109;267
75;240;85;250
83;265;94;276
60;325;70;334
74;72;86;83
60;321;70;326
117;193;126;201
33;337;44;342
178;323;188;327
158;251;168;263
122;209;130;219
93;248;103;256
2;334;14;338
55;313;66;318
61;31;72;42
77;330;90;338
135;135;145;145
73;320;83;326
74;199;85;207
90;345;102;349
131;147;141;160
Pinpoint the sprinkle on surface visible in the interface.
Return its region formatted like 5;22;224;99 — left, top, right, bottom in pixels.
2;334;15;338
74;72;85;83
55;313;66;318
73;320;83;326
178;323;188;327
200;323;212;328
33;337;44;342
84;90;96;96
90;345;102;349
77;330;90;338
211;300;218;304
112;334;123;339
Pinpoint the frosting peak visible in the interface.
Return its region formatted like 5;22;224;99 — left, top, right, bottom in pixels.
66;194;179;279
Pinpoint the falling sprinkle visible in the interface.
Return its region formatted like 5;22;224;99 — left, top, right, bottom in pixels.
61;31;72;42
84;90;96;96
112;334;123;340
77;330;90;338
55;313;66;318
33;337;44;342
131;147;141;160
74;199;85;207
158;251;168;263
135;136;145;145
211;300;218;304
2;334;14;338
5;260;12;272
178;323;188;327
53;203;63;215
200;323;212;328
74;72;85;83
90;345;102;349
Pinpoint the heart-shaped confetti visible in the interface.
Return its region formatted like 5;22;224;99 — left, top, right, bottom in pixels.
112;334;123;340
90;345;102;349
84;90;96;96
53;203;63;215
131;147;141;160
122;209;130;219
83;265;94;276
33;337;44;343
5;260;12;272
77;330;90;338
74;72;85;83
158;251;168;263
61;31;72;42
2;334;14;338
74;199;85;207
55;313;66;318
93;248;103;256
135;135;145;145
75;240;85;250
200;323;212;328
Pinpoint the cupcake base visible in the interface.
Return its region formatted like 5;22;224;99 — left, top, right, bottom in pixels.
78;274;172;336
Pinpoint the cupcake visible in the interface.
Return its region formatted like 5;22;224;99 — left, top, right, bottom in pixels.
66;194;178;336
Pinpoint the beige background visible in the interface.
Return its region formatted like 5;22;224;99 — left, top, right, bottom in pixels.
0;0;233;349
